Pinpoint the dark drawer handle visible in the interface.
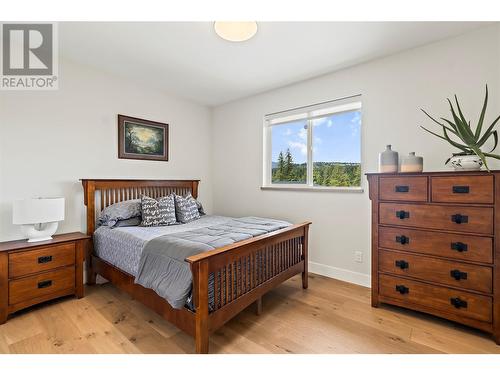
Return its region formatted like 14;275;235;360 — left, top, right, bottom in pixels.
451;214;468;224
450;297;468;309
396;235;409;245
453;186;470;194
395;185;409;193
395;285;409;294
450;269;468;281
451;242;468;252
37;280;52;289
395;260;409;270
38;255;53;264
396;210;410;220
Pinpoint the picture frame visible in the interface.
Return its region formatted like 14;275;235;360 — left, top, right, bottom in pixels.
118;114;169;161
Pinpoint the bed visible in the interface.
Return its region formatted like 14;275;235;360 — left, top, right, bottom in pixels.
81;179;311;353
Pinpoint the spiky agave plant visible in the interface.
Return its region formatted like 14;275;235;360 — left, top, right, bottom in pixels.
420;85;500;171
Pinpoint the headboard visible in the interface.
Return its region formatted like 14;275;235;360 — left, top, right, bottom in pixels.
81;179;200;235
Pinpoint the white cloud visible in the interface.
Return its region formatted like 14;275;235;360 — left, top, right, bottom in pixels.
298;127;307;141
349;112;361;136
314;136;322;144
351;112;361;125
288;141;307;156
327;119;333;128
285;128;292;136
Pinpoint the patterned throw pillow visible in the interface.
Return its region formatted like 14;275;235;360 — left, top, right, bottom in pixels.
175;194;201;223
140;194;176;227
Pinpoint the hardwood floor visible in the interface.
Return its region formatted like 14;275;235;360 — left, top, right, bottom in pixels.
0;273;499;354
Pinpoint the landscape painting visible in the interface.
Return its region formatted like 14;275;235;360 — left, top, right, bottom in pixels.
118;115;169;161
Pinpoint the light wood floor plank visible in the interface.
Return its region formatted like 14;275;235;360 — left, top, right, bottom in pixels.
0;274;498;354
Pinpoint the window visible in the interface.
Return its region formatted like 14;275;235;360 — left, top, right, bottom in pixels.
263;96;362;190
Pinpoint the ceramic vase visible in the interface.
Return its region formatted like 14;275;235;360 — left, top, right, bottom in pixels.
379;145;398;173
401;152;423;173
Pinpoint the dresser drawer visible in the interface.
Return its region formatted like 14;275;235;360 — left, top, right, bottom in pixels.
379;176;428;202
9;243;75;278
379;274;492;323
431;176;494;204
379;203;493;235
9;266;75;305
379;249;492;293
378;227;493;263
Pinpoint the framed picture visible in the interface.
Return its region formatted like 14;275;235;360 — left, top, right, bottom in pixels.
118;114;169;161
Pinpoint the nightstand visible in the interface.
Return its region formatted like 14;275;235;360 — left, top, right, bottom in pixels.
0;232;90;324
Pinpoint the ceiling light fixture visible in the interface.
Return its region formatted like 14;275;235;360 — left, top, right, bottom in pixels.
214;22;258;42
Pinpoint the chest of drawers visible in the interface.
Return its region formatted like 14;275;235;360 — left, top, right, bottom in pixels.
367;171;499;344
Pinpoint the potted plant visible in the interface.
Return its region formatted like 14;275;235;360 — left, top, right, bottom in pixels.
420;85;500;171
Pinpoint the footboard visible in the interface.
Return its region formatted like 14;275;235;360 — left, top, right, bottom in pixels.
186;222;310;353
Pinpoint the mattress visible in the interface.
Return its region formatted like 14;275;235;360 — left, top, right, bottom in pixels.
93;215;234;276
93;214;291;311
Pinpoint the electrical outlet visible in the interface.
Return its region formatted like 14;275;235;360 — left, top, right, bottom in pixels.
354;251;363;263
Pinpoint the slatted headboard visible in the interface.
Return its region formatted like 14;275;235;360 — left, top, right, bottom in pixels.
81;179;200;235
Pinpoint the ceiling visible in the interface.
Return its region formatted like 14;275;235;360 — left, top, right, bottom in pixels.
60;22;488;107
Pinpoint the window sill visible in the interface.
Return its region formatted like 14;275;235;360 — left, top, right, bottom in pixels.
260;185;364;193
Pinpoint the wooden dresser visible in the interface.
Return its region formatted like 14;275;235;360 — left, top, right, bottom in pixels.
0;232;89;324
367;171;499;344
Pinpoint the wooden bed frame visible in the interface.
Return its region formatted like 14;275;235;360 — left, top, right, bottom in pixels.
81;179;311;353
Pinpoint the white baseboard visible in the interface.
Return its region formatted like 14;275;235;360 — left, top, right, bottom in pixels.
309;261;371;288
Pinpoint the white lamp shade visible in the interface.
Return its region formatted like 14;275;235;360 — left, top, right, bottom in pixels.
13;198;65;224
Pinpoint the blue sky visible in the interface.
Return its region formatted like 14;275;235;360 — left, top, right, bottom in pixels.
271;110;361;164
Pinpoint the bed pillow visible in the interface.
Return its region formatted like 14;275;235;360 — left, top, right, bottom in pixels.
97;199;141;228
140;194;176;226
195;198;205;216
113;216;142;228
175;194;201;223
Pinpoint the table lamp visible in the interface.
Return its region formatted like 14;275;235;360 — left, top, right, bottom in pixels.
12;197;65;242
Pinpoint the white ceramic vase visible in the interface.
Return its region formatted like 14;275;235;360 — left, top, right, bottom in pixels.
401;152;423;173
449;154;483;171
379;145;398;173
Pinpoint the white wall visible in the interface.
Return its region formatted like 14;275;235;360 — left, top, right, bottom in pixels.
0;59;213;241
211;25;500;286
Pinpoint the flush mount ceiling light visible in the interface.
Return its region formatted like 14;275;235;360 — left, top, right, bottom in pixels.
214;21;258;42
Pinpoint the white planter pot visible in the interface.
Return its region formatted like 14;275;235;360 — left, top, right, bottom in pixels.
449;154;483;171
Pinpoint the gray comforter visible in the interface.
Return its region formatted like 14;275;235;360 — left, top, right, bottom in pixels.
134;217;290;309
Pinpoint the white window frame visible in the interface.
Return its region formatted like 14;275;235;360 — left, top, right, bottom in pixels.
262;95;363;192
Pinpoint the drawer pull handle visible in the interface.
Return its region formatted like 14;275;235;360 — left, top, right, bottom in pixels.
396;210;410;220
395;185;409;193
450;297;468;309
451;242;468;252
395;260;409;270
453;186;470;194
396;235;409;245
37;280;52;289
451;214;468;224
395;285;409;294
38;255;53;264
450;269;468;281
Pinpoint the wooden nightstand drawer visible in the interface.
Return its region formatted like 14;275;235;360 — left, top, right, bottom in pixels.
379;176;428;202
379;249;493;293
9;243;75;278
431;176;494;204
379;274;492;323
9;266;75;305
